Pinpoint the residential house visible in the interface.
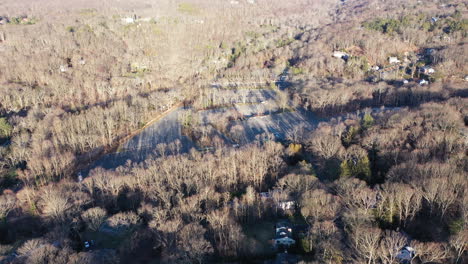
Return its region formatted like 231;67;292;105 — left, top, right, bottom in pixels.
274;222;296;247
396;246;415;264
278;201;295;210
419;66;435;75
122;16;136;24
332;51;349;60
419;79;428;85
388;57;401;64
260;190;295;212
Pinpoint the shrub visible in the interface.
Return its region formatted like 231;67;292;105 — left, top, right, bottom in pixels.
290;66;304;75
361;113;374;129
276;38;294;48
17;238;46;255
0;118;12;138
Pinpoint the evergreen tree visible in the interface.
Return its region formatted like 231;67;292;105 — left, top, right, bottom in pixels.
361;113;374;130
0;118;12;138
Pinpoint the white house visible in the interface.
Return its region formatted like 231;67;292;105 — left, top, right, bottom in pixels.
333;51;349;60
419;79;428;85
389;57;401;64
278;201;295;210
122;17;135;24
419;66;435;75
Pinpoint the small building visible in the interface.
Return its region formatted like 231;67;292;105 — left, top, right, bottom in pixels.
419;66;435;74
332;51;349;60
371;65;380;71
274;222;296;247
121;17;135;24
419;79;428;85
278;201;295;210
396;246;415;264
388;57;400;64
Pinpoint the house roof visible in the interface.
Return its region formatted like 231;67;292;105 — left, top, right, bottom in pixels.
397;246;415;260
275;222;293;239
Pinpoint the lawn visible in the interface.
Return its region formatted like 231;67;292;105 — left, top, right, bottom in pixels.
242;220;276;257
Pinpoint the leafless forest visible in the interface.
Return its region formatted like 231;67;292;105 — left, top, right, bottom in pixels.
0;0;467;263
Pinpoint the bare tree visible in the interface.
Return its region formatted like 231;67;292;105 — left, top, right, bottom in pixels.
379;231;407;264
307;125;344;159
17;238;47;255
412;241;448;264
351;227;381;264
81;207;107;231
39;187;71;221
177;223;214;263
449;230;467;264
300;189;339;224
0;193;16;220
